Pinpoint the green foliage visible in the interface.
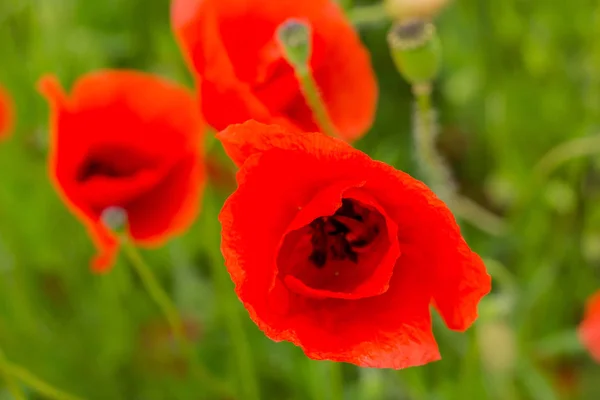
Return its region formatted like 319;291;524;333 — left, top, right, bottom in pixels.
1;0;599;399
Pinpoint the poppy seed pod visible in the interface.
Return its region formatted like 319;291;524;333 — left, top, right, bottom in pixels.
171;0;377;142
101;206;128;233
276;19;312;72
387;19;441;85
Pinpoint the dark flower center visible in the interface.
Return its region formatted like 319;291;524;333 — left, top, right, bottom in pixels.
277;197;395;299
308;199;379;268
75;145;153;183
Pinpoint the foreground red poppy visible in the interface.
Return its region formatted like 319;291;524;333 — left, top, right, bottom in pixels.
39;70;205;272
579;290;600;362
218;121;491;368
171;0;377;142
0;84;14;141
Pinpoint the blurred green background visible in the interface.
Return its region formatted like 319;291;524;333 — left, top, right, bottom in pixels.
1;0;600;399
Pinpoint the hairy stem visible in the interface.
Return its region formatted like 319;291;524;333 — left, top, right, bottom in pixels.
119;236;232;399
295;66;339;138
412;84;507;236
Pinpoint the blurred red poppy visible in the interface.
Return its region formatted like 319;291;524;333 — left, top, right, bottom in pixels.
218;120;491;368
579;290;600;362
171;0;377;142
38;70;205;273
0;84;14;140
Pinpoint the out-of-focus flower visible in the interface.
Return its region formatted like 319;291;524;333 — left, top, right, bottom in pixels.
579;290;600;362
38;70;206;272
384;0;450;20
0;84;15;141
171;0;377;142
217;120;491;368
137;316;202;377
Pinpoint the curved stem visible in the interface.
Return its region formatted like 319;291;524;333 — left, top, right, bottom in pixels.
412;83;456;203
453;196;508;236
0;349;26;400
534;134;600;179
0;348;82;400
295;66;339;138
120;236;183;339
119;236;232;399
412;83;507;236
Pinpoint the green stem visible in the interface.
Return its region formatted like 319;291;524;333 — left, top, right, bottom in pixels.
203;190;260;400
412;84;507;236
295;66;339;138
533;134;600;179
412;83;455;202
349;4;388;26
329;362;344;400
119;236;232;399
120;236;184;341
338;0;353;13
0;349;82;400
0;349;26;400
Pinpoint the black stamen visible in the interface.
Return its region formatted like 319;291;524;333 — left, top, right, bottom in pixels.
307;200;379;268
334;199;363;221
328;218;350;235
349;239;369;248
309;250;327;268
76;159;120;182
342;241;358;263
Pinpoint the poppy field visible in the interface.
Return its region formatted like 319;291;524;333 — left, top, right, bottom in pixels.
1;0;600;399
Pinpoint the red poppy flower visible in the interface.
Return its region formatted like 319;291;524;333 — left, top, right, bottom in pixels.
171;0;377;142
218;120;491;368
38;70;205;273
579;290;600;362
0;84;15;140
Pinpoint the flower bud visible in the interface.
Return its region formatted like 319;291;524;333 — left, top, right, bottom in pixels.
101;206;128;233
384;0;450;20
276;19;312;72
387;19;441;85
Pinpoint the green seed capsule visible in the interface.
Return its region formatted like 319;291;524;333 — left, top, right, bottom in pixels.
276;19;312;72
387;19;441;85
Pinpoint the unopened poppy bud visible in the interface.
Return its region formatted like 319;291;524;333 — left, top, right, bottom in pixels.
387;19;441;85
384;0;450;20
101;206;128;233
276;19;312;72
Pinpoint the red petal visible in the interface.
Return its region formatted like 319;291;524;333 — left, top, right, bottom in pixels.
217;120;349;167
220;122;489;365
219;134;435;367
277;187;400;300
286;248;441;368
0;84;15;140
38;71;205;271
171;0;376;141
579;290;600;362
128;154;204;245
355;162;491;332
86;220;120;274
